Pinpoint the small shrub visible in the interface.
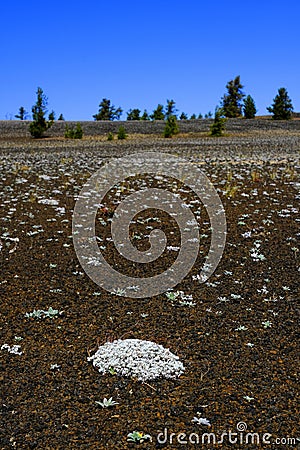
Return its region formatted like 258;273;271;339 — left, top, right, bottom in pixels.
65;123;83;139
117;126;127;140
210;108;226;137
107;132;114;141
164;115;179;138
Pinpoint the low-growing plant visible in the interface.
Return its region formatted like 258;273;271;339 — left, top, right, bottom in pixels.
127;431;152;443
117;126;127;140
107;132;114;141
95;397;119;408
25;306;63;319
65;123;83;139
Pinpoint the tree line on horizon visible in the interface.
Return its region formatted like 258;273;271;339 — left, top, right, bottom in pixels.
14;76;295;138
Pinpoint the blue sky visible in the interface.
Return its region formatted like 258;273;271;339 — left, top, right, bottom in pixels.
1;0;299;120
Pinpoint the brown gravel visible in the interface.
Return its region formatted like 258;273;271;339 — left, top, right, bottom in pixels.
0;119;299;449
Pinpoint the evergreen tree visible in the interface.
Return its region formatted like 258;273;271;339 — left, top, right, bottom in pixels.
221;75;245;118
164;115;179;138
204;111;213;119
29;87;53;138
15;106;29;120
151;104;165;120
190;113;197;120
48;110;55;121
141;110;150;120
165;99;177;118
180;112;188;120
127;108;141;120
210;108;226;137
58;113;65;120
243;95;257;118
198;113;203;119
117;126;127;139
267;87;294;120
93;98;122;120
65;123;83;139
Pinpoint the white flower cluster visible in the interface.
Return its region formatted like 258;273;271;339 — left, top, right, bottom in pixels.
88;339;185;381
1;344;22;355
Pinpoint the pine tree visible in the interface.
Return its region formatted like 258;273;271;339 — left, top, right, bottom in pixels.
127;109;141;120
151;104;165;120
164;115;179;138
221;75;245;118
15;106;29;120
210;108;226;137
117;126;127;139
58;113;65;120
165;99;177;118
48;110;55;121
141;110;150;120
267;88;294;120
180;112;188;120
93;98;122;120
29;87;53;138
243;95;257;118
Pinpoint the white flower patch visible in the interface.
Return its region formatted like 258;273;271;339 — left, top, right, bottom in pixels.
38;198;59;206
1;344;22;355
88;339;185;381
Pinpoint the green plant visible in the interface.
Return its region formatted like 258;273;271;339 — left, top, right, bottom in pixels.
243;95;257;118
140;109;150;120
180;112;188;120
29;87;53;138
95;397;119;408
267;87;294;120
117;126;127;140
25;306;63;319
127;431;152;443
58;113;65;120
151;104;165;120
48;110;55;121
221;75;245;118
164;115;179;138
107;132;114;141
93;98;122;121
126;108;141;120
65;123;83;139
15;106;29;120
165;99;177;118
210;108;226;136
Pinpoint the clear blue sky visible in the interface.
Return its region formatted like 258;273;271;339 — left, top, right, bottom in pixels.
1;0;299;120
